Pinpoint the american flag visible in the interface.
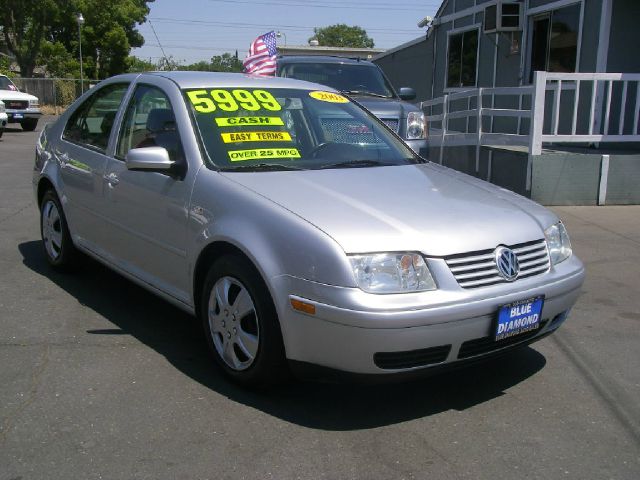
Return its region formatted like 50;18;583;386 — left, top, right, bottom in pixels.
243;31;278;75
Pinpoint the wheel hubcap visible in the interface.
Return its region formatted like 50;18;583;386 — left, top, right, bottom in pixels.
208;276;259;371
41;200;63;260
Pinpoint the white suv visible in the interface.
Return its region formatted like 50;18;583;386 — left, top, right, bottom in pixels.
0;100;7;138
0;75;42;131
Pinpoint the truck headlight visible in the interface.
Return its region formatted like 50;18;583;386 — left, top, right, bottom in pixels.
406;111;426;140
0;101;5;112
29;99;39;107
544;222;572;265
349;253;436;293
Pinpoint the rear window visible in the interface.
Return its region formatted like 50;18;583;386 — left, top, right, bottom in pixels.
184;87;419;171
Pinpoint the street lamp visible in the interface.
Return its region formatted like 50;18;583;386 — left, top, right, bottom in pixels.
76;13;85;93
276;31;287;46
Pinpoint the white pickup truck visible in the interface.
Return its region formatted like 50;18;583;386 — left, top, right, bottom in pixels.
0;75;42;131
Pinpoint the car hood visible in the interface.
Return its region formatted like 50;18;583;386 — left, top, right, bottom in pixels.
0;89;38;101
349;95;419;119
221;163;557;256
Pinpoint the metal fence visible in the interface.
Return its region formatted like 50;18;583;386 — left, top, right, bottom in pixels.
11;77;98;113
422;71;640;160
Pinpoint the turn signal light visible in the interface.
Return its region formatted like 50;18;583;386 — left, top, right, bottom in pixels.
290;298;316;315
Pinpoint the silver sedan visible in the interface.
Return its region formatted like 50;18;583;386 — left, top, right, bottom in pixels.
33;72;585;386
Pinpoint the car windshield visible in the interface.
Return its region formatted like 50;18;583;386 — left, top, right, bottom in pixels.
185;87;421;171
279;63;395;98
0;76;18;91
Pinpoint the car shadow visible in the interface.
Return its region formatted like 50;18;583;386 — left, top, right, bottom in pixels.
3;125;27;133
19;240;547;431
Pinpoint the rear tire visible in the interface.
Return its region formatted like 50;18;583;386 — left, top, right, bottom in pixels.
200;254;288;388
40;190;78;271
21;118;38;131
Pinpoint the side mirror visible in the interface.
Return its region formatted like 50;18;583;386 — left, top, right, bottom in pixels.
125;146;175;172
398;87;416;101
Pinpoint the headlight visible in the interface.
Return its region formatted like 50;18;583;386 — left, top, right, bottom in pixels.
29;99;39;107
349;253;436;293
0;101;5;112
406;111;426;140
544;222;572;265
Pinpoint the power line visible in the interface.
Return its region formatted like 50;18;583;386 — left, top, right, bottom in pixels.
206;0;440;11
148;19;170;65
148;17;423;34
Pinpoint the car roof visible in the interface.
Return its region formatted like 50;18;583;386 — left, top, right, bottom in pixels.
277;56;376;66
108;71;337;91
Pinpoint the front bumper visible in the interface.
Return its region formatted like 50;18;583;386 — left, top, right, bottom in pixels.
273;255;585;376
6;108;42;123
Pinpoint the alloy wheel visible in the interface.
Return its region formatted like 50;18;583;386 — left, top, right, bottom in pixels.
207;276;260;371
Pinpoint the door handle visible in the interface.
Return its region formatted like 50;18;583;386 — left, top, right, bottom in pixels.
104;172;120;186
58;152;69;168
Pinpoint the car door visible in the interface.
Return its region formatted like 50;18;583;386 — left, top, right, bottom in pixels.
57;82;130;250
101;80;193;304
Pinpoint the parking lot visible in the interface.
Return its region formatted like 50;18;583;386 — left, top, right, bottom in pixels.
1;118;639;480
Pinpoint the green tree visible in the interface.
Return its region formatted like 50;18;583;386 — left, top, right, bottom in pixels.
209;53;242;72
39;41;80;78
0;0;58;77
0;54;14;76
181;53;242;73
0;0;152;78
127;55;155;72
75;0;150;78
310;24;374;48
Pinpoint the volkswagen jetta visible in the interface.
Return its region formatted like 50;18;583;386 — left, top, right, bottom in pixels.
33;72;585;386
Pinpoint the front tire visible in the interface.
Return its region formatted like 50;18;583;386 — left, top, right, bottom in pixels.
21;118;38;131
40;190;78;270
200;254;288;388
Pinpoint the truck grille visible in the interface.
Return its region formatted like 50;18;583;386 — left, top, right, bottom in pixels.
320;118;384;144
5;100;28;110
380;118;399;133
444;239;550;289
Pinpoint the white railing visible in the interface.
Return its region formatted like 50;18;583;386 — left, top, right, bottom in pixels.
422;71;640;161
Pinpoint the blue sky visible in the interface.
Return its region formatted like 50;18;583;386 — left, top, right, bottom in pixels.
132;0;442;64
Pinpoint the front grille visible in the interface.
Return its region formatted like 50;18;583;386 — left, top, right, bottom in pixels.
444;239;550;289
374;344;451;370
320;118;384;144
380;118;400;133
457;319;549;359
5;100;28;110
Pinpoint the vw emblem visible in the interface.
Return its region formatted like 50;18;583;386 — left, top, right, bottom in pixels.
495;246;520;281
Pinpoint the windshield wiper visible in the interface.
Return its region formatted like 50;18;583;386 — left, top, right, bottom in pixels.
219;163;302;172
343;90;392;99
319;159;391;169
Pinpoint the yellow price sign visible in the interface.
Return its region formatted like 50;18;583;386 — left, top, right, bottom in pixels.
221;131;292;143
215;116;284;127
187;89;282;113
309;91;349;103
228;148;301;162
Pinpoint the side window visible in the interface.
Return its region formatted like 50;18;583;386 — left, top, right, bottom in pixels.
63;83;129;152
446;29;479;89
116;84;185;162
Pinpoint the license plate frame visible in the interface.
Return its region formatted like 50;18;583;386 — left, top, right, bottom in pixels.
494;296;544;341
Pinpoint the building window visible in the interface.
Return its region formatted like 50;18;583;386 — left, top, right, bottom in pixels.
446;29;478;89
529;3;581;82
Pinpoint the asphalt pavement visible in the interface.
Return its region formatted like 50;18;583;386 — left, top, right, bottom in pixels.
1;117;639;479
